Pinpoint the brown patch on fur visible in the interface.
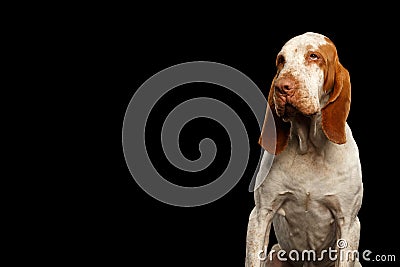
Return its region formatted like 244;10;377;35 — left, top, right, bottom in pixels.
318;42;338;94
303;39;350;144
317;40;351;144
321;61;351;144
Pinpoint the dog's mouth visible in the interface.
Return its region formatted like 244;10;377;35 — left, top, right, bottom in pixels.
278;103;318;122
280;103;299;122
274;88;320;122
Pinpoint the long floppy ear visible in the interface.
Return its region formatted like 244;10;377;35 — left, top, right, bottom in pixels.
258;77;291;154
321;60;351;144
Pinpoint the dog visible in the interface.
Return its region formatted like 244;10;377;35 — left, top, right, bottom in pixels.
245;32;363;267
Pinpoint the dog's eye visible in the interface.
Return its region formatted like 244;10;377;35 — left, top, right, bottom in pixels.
309;53;319;60
277;55;285;65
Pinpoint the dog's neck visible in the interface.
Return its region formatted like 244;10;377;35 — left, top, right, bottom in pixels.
290;113;327;154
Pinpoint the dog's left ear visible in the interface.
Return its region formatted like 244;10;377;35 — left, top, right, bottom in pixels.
321;58;351;144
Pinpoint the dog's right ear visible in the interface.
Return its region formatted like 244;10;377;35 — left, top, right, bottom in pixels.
321;59;351;145
258;77;291;155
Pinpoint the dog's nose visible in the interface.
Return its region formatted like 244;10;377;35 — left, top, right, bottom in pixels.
275;78;296;95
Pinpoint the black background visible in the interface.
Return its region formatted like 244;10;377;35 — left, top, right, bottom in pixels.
73;10;399;267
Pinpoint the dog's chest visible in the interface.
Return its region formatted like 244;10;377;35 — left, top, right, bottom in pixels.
266;157;335;252
262;146;359;252
269;138;358;191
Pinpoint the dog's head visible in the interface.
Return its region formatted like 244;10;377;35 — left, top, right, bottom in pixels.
259;32;351;155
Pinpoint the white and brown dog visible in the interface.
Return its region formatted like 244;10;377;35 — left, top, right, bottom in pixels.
245;32;363;267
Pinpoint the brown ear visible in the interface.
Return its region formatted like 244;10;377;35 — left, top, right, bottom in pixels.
321;60;351;144
258;78;291;155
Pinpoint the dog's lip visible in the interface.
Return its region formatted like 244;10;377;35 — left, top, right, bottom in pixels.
279;103;297;121
303;111;318;117
279;103;318;120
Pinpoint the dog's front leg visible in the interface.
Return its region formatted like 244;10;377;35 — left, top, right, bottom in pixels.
245;207;275;267
335;216;362;267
